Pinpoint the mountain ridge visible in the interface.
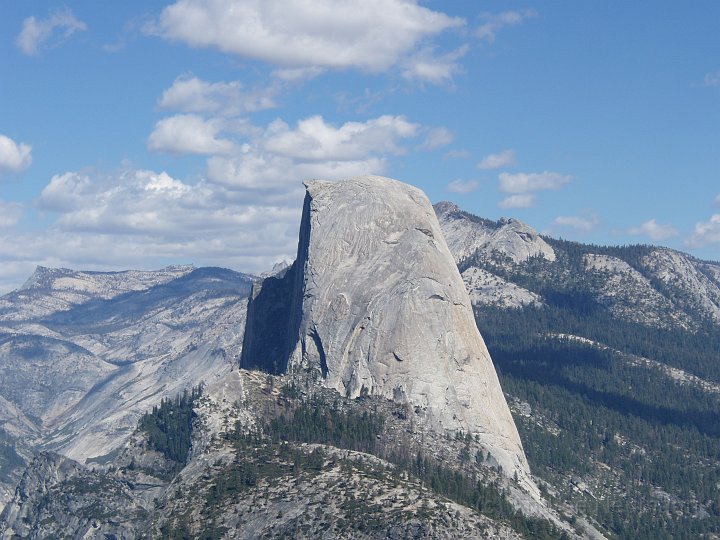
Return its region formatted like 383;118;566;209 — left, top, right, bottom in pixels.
0;266;254;510
435;201;720;331
434;202;720;537
1;179;719;537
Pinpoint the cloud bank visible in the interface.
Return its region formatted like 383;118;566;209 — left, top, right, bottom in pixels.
149;0;465;83
627;219;679;241
498;171;572;208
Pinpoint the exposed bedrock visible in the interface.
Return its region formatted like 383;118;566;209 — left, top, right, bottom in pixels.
241;176;532;486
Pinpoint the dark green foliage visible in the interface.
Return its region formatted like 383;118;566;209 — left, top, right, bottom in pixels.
159;522;198;540
387;450;569;540
475;305;720;538
203;454;260;505
266;399;385;453
196;438;332;538
158;525;186;539
455;209;501;230
235;395;565;539
465;237;720;382
139;385;202;467
453;225;720;537
476;301;720;383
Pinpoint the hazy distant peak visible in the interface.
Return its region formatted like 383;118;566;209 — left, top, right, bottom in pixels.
19;267;73;291
432;201;461;215
435;205;556;264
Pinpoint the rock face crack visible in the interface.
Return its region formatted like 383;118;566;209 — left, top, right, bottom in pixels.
309;327;329;378
415;227;435;239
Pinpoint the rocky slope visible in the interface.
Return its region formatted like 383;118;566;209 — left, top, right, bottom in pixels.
581;253;691;328
16;176;718;537
1;176;600;537
243;176;532;489
462;267;542;309
434;202;556;265
0;266;253;509
1;370;587;539
435;201;720;330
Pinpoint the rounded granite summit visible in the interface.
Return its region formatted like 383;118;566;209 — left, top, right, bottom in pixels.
243;175;535;491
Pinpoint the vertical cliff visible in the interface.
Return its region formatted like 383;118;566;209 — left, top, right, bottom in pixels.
241;176;531;485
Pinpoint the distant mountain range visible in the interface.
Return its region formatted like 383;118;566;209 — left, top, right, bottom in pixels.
1;179;719;538
435;201;720;330
0;265;253;509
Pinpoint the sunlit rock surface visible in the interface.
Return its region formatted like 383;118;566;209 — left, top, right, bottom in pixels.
243;176;531;484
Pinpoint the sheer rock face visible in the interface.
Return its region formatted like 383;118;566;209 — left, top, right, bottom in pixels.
251;176;530;481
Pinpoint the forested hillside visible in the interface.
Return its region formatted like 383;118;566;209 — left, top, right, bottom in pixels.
437;205;720;539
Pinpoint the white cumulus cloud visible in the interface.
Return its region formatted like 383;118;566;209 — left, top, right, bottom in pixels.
207;152;383;192
499;194;534;208
447;180;479;194
401;45;468;85
148;114;235;155
554;213;598;233
149;0;464;82
686;214;720;249
0;135;32;173
499;171;572;194
262;115;419;161
478;149;516;170
476;10;536;43
36;171;92;212
158;75;276;115
202;113;424;196
14;89;430;292
627;219;679;241
17;8;86;55
39;169;263;236
32;167;302;274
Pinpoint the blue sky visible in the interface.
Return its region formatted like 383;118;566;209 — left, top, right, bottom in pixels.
0;1;718;291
